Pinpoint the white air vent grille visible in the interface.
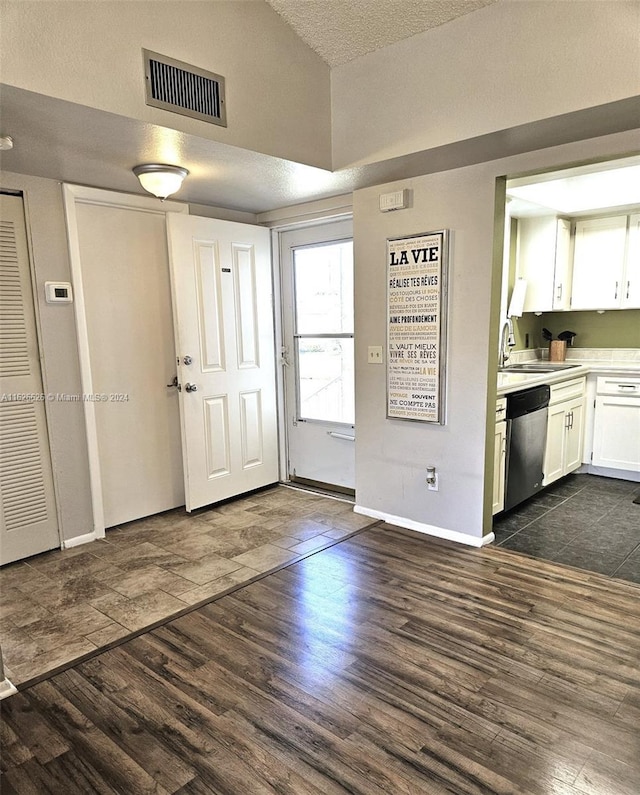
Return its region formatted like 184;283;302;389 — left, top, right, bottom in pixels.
0;220;30;378
0;403;49;531
144;49;227;127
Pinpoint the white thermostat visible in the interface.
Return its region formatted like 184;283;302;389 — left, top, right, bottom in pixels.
45;282;73;303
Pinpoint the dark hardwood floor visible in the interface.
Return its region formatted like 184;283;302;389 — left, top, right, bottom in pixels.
2;524;640;794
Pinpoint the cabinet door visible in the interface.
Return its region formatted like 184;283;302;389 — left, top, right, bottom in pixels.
517;216;557;313
543;403;568;485
492;420;507;515
623;213;640;308
552;219;572;310
592;396;640;471
571;216;627;310
563;397;585;475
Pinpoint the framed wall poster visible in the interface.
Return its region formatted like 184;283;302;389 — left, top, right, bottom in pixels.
386;230;449;423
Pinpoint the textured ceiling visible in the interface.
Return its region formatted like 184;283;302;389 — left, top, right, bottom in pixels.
264;0;497;66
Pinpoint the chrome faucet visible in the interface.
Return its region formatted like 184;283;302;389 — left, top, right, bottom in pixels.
499;319;514;367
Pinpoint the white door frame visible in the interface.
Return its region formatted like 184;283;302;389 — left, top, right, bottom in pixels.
271;213;353;486
62;185;187;544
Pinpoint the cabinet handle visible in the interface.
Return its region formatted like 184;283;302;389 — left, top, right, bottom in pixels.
570;411;574;429
627;281;631;300
617;384;638;392
614;281;618;300
556;284;562;301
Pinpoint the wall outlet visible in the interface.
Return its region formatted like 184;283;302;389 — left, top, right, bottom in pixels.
368;345;383;364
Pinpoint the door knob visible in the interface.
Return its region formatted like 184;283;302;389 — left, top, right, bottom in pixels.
183;355;193;365
185;383;198;393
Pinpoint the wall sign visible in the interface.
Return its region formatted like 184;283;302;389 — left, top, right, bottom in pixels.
387;230;449;423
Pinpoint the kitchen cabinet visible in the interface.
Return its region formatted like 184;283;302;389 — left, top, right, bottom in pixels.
623;213;640;307
543;377;586;486
571;215;629;309
517;217;571;312
492;398;507;514
592;376;640;471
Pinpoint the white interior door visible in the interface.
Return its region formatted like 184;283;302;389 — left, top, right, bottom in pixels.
280;220;355;492
167;215;278;511
74;200;185;528
0;193;59;564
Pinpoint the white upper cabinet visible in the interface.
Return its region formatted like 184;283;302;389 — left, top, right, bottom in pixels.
624;213;640;308
516;217;571;313
571;215;629;310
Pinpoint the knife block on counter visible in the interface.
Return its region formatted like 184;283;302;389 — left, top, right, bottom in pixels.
549;340;567;362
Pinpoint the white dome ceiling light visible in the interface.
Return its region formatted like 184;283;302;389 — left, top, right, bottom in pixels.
132;163;189;200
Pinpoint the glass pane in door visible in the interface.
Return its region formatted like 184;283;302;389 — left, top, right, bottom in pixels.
294;242;354;334
297;337;354;423
293;241;354;424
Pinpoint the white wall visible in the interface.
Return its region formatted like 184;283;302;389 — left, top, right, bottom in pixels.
0;172;93;543
0;0;331;169
353;129;640;543
332;0;640;168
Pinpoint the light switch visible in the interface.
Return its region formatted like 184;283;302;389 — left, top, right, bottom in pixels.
368;346;383;364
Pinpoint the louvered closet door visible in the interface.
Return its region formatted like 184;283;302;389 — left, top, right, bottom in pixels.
0;194;59;565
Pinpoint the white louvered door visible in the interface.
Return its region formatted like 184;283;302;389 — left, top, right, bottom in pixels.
167;215;278;511
0;194;59;564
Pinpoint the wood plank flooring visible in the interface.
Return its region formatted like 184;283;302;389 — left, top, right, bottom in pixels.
2;523;640;794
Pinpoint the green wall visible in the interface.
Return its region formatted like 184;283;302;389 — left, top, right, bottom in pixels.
513;310;640;350
540;310;640;348
512;314;543;350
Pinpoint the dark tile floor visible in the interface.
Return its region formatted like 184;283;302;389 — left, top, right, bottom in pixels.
493;473;640;583
0;485;376;686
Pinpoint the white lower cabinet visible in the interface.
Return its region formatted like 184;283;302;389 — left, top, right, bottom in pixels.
592;376;640;471
543;378;586;486
493;421;507;515
492;398;507;515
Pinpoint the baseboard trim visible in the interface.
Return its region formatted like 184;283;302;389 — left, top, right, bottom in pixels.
0;678;18;700
580;464;640;482
353;505;492;548
62;531;100;550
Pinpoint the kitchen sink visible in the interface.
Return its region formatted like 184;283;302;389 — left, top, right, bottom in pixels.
499;363;581;374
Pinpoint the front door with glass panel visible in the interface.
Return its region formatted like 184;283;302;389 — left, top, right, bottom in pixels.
280;220;355;492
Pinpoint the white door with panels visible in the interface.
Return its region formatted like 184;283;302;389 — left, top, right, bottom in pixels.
280;221;355;492
167;215;278;511
0;194;59;564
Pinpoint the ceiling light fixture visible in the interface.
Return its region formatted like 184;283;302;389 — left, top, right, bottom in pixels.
0;136;14;151
132;163;189;200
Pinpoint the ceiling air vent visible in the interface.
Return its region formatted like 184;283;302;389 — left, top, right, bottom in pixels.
143;49;227;127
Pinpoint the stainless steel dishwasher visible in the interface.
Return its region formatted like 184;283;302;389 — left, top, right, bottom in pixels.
504;384;550;511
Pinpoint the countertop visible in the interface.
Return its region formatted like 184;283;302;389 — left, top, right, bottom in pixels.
497;360;640;396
